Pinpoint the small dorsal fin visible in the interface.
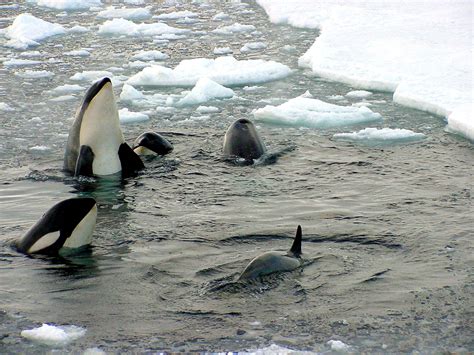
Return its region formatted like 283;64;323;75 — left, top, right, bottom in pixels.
289;225;302;257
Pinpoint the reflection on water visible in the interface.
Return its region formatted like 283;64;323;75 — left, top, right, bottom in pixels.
0;0;472;353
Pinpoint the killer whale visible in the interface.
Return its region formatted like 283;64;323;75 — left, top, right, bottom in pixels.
223;118;266;162
133;131;173;156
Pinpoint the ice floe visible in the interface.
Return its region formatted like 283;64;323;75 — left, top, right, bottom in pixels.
0;103;15;111
176;77;234;106
68;25;90;33
97;7;152;20
14;70;54;78
196;105;219;113
119;108;149;124
120;84;145;103
446;103;474;141
51;84;84;94
212;12;230;21
3;59;42;67
29;0;102;11
70;70;113;82
257;0;473;142
154;11;198;20
64;49;90;56
241;41;267;53
98;18;189;37
333;127;426;144
127;56;291;87
212;23;256;35
21;323;86;346
131;50;169;61
327;339;351;352
4;13;66;50
254;96;382;129
346;90;373;99
213;47;232;55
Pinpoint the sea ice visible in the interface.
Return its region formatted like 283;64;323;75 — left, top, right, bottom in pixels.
68;25;90;33
447;103;474;141
131;50;169;61
333;127;426;143
327;339;351;352
196;105;219;113
253;96;382;129
212;23;256;35
124;0;144;4
212;12;230;21
4;13;66;50
126;56;291;87
51;84;84;94
50;95;76;102
176;77;234;106
213;47;232;55
70;70;113;82
30;0;102;11
14;70;54;78
98;18;189;37
3;59;42;67
240;42;267;53
120;84;145;103
0;103;15;111
119;108;149;123
256;0;473;142
64;49;90;56
97;7;151;20
346;90;372;99
29;145;51;152
154;11;197;20
21;323;86;346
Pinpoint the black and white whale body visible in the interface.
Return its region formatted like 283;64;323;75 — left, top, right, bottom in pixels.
223;118;266;161
239;225;303;280
16;198;97;256
133;131;173;156
64;77;144;178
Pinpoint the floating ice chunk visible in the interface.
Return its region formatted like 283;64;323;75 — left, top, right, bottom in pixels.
29;145;51;152
446;103;474;141
346;90;372;99
176;17;200;25
15;70;54;78
124;0;145;4
68;25;90;33
0;103;15;111
131;50;168;61
213;47;232;55
120;84;145;103
327;94;345;101
177;78;234;106
156;106;176;114
212;12;230;21
21;323;86;346
19;51;43;57
127;56;291;87
64;49;90;56
119;108;149;123
51;84;84;94
50;95;76;102
327;340;351;352
0;4;19;9
254;96;382;129
154;33;187;41
98;18;189;37
70;70;113;82
84;348;106;355
196;105;219;113
30;0;102;11
4;14;66;49
154;11;198;20
212;23;256;35
3;59;42;67
243;85;265;92
97;6;151;20
240;42;267;53
352;102;372;108
333;127;425;144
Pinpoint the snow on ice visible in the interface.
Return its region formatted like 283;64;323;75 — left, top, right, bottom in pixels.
176;77;234;106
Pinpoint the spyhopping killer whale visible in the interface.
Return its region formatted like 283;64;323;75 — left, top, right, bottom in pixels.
133;131;174;156
64;77;144;178
16;198;97;255
223;118;266;161
239;225;303;280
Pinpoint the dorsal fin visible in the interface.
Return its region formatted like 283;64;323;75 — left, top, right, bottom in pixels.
289;225;302;257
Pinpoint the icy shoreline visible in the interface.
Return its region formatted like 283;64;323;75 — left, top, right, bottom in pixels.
256;0;473;142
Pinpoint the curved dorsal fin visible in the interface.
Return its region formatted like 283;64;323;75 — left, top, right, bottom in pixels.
289;225;302;257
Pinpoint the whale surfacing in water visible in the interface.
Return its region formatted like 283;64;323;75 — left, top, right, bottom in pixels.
64;77;144;178
16;198;97;256
239;225;303;280
223;118;266;162
133;131;173;156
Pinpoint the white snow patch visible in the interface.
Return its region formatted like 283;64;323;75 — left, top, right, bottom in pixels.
241;42;267;53
253;96;382;129
21;323;86;346
327;339;351;352
119;108;149;123
98;18;189;37
346;90;373;99
127;56;291;87
14;70;54;79
97;7;151;20
30;0;102;11
131;50;168;61
4;14;66;49
446;103;474;142
64;49;90;57
177;77;234;106
257;0;473;142
154;11;197;20
70;70;113;82
212;23;256;35
333;127;425;143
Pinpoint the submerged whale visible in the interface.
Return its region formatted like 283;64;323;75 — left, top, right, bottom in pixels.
64;77;144;178
239;225;303;280
223;118;266;162
133;131;173;156
16;198;97;256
